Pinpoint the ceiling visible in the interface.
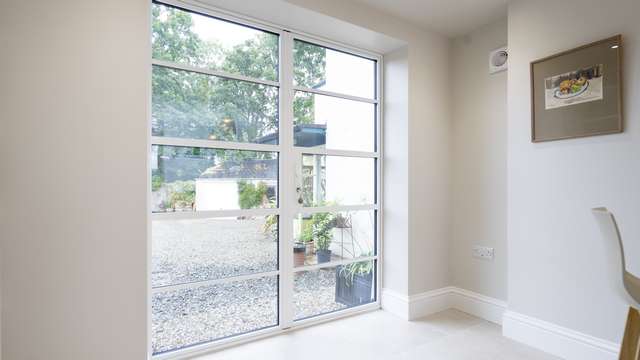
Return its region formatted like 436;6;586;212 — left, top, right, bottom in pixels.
347;0;508;37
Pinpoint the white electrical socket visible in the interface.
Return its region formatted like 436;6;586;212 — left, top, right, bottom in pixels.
472;246;494;260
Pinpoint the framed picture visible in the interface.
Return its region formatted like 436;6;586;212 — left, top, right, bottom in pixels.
531;35;623;142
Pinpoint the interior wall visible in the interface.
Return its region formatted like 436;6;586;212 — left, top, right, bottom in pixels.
407;39;453;294
0;0;150;359
451;19;508;301
383;46;410;295
508;0;640;343
285;0;452;297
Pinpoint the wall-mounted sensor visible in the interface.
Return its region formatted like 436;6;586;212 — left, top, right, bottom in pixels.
489;46;508;74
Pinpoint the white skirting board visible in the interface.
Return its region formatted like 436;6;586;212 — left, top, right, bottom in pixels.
502;311;619;360
381;286;506;323
381;287;621;359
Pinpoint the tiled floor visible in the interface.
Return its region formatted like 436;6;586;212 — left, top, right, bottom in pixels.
194;309;561;360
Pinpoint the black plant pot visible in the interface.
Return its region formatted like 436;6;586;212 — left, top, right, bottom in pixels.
316;249;332;263
335;267;373;307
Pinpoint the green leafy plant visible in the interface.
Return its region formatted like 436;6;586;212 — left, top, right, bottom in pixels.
151;173;164;191
312;212;335;251
299;226;314;243
168;180;195;209
238;181;268;209
339;257;374;286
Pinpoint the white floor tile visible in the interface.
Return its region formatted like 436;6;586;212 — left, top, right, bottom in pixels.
194;309;561;360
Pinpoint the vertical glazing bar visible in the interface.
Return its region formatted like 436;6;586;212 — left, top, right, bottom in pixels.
375;57;383;304
278;31;295;329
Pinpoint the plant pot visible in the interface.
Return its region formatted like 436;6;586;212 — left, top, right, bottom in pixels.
335;268;373;307
305;241;315;255
316;249;332;263
293;243;306;267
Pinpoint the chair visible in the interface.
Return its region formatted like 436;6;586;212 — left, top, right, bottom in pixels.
592;207;640;360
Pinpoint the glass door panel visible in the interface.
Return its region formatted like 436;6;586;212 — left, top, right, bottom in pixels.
152;275;279;354
300;154;375;207
150;3;380;355
292;210;375;267
293;261;376;320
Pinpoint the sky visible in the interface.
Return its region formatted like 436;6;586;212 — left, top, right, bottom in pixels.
191;11;261;49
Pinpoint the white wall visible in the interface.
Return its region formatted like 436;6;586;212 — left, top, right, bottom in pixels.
383;46;410;295
0;0;150;359
508;0;640;344
407;37;452;294
451;20;508;301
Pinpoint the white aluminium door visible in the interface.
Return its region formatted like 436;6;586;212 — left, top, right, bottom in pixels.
149;2;381;357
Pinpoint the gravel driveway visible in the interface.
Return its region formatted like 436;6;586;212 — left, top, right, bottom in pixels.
151;218;351;354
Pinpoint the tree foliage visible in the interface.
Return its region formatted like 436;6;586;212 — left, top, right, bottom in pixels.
151;3;326;151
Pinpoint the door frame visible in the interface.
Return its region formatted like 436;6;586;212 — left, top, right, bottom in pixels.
149;1;384;358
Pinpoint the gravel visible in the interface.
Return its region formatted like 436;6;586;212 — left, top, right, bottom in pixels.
152;218;277;287
150;218;352;355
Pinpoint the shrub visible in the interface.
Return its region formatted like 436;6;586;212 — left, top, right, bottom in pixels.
151;174;164;191
169;180;195;209
238;181;268;209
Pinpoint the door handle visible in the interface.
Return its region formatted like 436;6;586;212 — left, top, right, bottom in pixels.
296;187;303;205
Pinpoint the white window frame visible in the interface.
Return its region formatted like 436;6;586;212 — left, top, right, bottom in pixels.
148;1;383;358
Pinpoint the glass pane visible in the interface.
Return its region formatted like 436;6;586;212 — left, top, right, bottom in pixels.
301;155;374;206
152;66;278;143
292;211;375;267
152;216;278;288
293;263;375;320
152;3;278;81
294;40;375;99
293;91;375;152
152;276;278;355
151;145;278;212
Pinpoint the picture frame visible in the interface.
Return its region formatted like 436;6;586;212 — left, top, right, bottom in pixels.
530;35;623;142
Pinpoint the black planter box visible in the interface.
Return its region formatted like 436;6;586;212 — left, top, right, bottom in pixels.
335;266;373;307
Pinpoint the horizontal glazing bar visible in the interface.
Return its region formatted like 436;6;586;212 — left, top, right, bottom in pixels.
151;270;280;293
151;136;280;152
152;59;280;88
292;256;377;273
297;204;377;214
300;148;378;158
151;208;280;220
293;86;377;104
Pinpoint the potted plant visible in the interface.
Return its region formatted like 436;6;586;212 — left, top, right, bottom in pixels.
312;212;335;263
335;258;374;306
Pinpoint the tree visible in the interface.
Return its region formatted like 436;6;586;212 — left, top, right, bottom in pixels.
151;3;326;146
151;3;327;186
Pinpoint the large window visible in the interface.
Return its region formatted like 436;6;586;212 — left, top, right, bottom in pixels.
150;2;380;357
